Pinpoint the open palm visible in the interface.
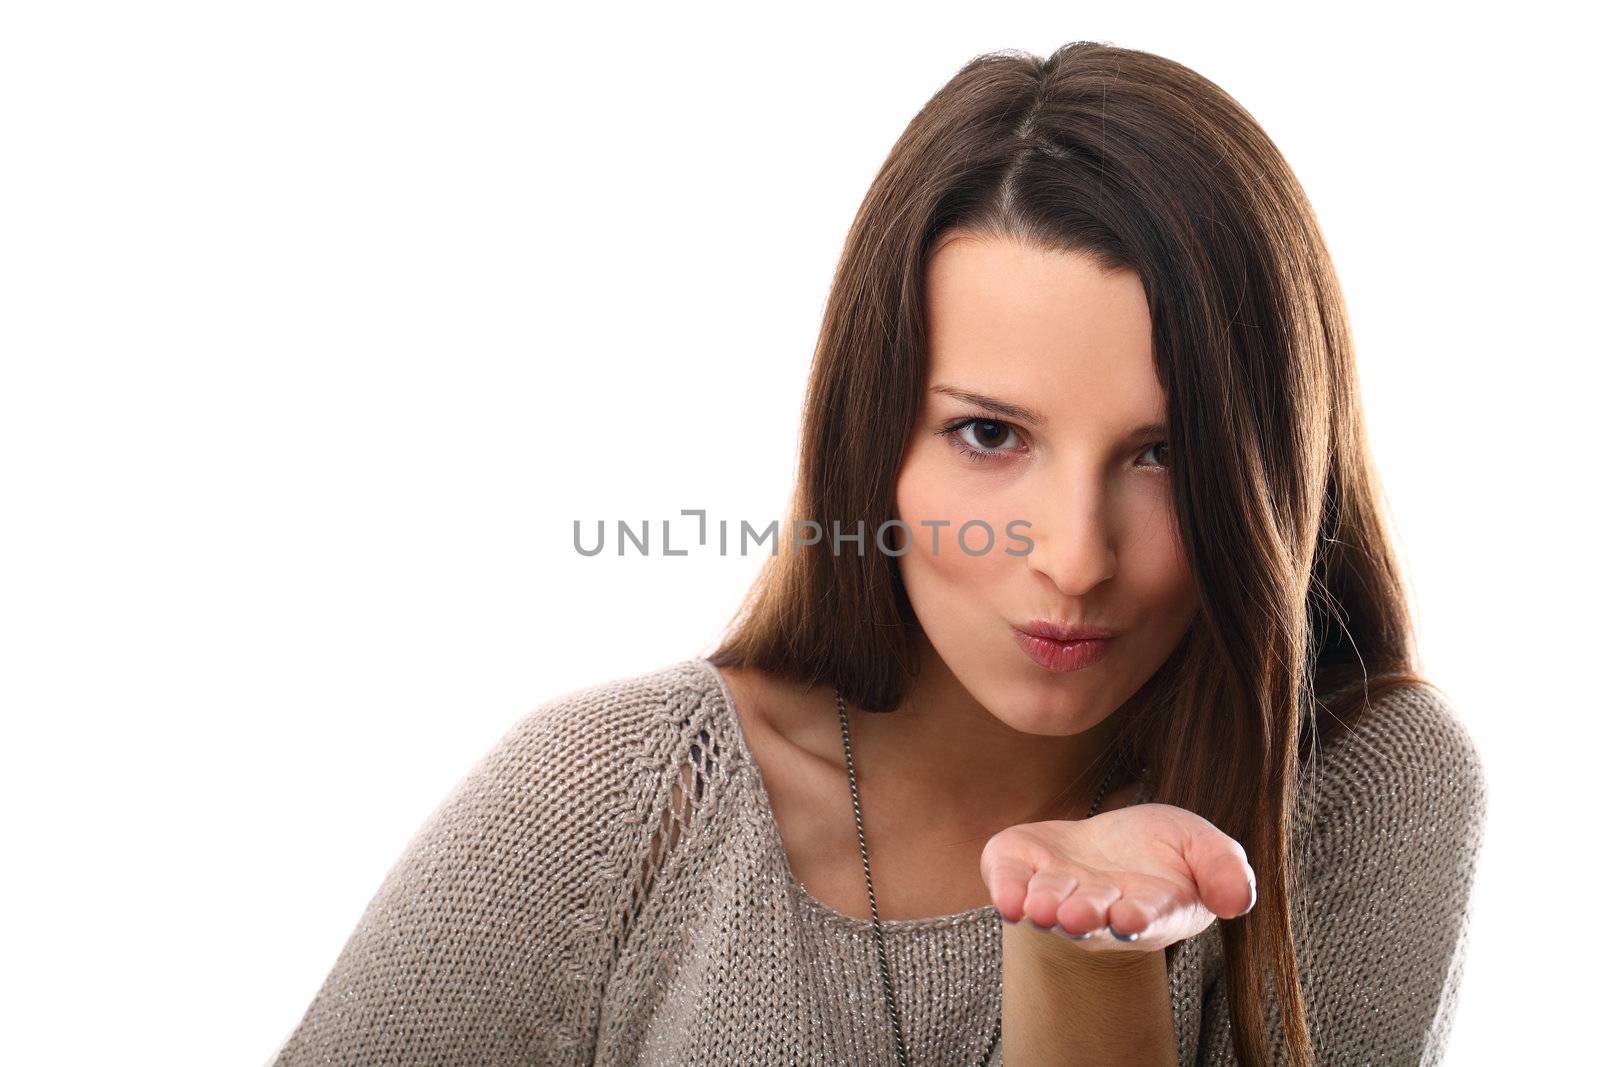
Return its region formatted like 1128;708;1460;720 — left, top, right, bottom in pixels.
979;802;1257;953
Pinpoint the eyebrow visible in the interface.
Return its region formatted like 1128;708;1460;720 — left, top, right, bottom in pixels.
929;383;1168;438
929;384;1046;425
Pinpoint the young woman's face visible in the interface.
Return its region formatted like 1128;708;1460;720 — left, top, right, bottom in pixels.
893;232;1200;735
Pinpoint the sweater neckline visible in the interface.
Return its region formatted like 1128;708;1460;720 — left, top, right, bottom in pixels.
692;656;997;934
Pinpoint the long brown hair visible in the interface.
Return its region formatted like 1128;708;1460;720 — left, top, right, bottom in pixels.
708;41;1429;1066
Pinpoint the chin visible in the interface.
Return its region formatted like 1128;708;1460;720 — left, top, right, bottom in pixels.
982;671;1100;736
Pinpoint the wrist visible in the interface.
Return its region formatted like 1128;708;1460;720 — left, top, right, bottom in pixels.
1003;919;1167;984
1000;919;1178;1065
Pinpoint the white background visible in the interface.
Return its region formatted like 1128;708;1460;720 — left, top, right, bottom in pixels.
2;2;1591;1063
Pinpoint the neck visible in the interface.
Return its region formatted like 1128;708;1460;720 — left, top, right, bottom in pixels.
844;634;1128;840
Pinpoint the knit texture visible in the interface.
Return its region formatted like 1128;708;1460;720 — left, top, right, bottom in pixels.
268;656;1487;1065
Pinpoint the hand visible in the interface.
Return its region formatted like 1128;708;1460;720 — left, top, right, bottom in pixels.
980;802;1256;954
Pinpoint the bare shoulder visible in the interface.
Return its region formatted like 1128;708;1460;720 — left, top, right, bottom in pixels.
714;663;844;777
711;663;881;909
712;663;779;745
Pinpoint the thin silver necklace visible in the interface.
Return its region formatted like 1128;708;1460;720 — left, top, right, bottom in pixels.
833;684;1122;1067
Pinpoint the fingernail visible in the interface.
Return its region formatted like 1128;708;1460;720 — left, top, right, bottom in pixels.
1244;881;1257;914
1109;925;1140;942
1062;928;1093;940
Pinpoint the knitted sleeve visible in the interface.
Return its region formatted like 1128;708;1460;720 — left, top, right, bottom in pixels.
267;677;669;1067
1195;685;1490;1066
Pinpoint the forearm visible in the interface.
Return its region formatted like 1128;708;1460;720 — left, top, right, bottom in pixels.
1000;921;1178;1066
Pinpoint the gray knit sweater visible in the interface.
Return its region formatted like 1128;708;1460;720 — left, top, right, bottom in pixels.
268;656;1487;1065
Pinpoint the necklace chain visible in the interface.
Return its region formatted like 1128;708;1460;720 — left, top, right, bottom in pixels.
833;685;1122;1067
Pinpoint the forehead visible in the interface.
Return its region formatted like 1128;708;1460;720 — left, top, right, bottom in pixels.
922;234;1164;422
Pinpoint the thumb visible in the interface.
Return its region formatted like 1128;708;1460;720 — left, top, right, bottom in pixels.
1186;827;1257;920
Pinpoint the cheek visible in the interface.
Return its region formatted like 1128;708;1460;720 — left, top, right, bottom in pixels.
895;447;1012;585
1126;503;1198;610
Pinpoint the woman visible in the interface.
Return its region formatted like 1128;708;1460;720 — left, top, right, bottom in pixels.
270;42;1487;1066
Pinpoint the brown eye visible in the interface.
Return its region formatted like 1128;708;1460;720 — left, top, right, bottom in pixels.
937;417;1024;461
1137;441;1172;469
966;420;1013;450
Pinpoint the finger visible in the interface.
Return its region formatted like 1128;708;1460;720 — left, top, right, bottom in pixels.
1056;876;1120;937
1105;880;1184;941
983;854;1041;922
1186;828;1257;920
1022;869;1080;929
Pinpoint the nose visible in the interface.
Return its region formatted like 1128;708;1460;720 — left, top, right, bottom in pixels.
1023;474;1117;596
